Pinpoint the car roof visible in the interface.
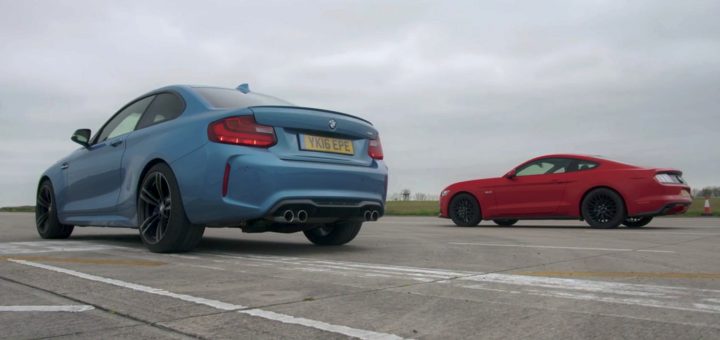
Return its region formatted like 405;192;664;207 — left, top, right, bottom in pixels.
527;154;640;168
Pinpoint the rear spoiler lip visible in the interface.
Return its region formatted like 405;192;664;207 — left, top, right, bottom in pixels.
652;168;683;175
248;105;373;126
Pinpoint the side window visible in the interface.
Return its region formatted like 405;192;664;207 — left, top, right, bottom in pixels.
576;160;599;171
95;96;155;143
516;158;573;177
136;93;185;130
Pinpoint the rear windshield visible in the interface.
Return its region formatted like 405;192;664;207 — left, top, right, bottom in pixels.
194;87;293;109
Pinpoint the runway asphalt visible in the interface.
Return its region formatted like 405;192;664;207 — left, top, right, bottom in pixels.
1;213;719;339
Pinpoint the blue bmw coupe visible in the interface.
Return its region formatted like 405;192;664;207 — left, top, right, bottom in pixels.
36;85;388;252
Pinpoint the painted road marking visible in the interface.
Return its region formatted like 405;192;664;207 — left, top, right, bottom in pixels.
212;253;476;282
8;259;407;340
518;271;720;279
191;253;720;314
0;255;165;267
457;273;720;314
0;241;117;255
0;305;94;312
448;242;676;253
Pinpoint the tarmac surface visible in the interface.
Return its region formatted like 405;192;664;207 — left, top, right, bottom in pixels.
1;213;719;339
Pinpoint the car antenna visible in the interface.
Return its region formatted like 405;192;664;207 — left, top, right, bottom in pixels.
236;83;250;94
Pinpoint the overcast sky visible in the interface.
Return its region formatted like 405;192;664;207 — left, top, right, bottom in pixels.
1;0;719;206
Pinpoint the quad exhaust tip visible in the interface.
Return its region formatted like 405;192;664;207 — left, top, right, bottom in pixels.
297;210;308;223
364;210;380;222
283;210;294;223
371;210;379;221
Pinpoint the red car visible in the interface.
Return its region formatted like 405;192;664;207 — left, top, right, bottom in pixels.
439;154;692;228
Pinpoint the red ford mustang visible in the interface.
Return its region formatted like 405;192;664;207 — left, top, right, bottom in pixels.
439;154;692;228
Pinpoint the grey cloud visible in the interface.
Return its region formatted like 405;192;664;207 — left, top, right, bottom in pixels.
0;0;718;206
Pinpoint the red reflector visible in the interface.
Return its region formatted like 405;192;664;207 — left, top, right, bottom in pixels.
222;163;230;197
368;137;384;160
208;115;276;147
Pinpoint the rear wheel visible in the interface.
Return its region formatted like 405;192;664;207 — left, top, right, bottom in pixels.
449;193;481;227
623;216;653;228
493;219;518;226
581;188;625;229
137;163;205;253
304;221;362;246
35;181;74;239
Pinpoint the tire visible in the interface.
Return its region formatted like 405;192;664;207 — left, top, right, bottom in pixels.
137;163;205;253
623;216;653;228
35;181;74;239
581;188;625;229
449;193;481;227
304;220;362;246
493;219;518;226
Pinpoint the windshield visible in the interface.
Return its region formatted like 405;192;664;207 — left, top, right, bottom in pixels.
194;87;293;109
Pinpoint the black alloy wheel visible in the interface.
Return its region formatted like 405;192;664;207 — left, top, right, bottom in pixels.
35;181;74;239
449;194;481;227
137;163;205;253
581;188;625;229
493;219;519;226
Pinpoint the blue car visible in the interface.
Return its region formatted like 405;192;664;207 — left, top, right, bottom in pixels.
36;84;388;252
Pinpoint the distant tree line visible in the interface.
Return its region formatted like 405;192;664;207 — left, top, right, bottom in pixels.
389;189;439;201
693;187;720;198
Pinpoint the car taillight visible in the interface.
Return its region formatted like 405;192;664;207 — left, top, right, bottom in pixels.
208;115;276;147
368;137;384;160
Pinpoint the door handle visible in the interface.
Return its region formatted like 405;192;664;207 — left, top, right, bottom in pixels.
110;140;123;147
61;162;69;170
552;179;570;184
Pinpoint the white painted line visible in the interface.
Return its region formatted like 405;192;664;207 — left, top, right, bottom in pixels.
636;250;676;253
448;242;676;253
8;259;245;311
0;241;117;255
240;309;404;340
459;273;720;314
0;305;94;312
8;259;407;340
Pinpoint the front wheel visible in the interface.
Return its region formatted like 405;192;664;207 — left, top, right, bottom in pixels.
137;163;205;253
581;188;625;229
493;219;518;226
36;181;74;239
623;216;653;228
304;221;362;246
449;194;481;226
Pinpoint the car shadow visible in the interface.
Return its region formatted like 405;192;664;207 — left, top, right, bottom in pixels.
68;233;369;256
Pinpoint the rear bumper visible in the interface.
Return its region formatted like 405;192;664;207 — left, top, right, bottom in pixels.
173;143;388;227
631;195;692;217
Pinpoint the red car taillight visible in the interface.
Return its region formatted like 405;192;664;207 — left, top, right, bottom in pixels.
368;137;384;160
208;115;276;147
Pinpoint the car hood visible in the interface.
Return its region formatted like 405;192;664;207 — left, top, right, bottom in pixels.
446;177;504;191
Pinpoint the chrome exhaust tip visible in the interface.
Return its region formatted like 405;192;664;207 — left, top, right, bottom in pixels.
370;210;379;221
283;210;295;223
297;210;308;223
363;210;372;221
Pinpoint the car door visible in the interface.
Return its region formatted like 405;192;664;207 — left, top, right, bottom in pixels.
492;158;573;217
62;96;155;215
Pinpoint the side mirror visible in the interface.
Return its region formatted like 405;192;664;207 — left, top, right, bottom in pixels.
504;169;516;179
71;129;91;148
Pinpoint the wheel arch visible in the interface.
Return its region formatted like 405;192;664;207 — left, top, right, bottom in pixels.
136;158;171;197
448;191;484;219
578;186;628;219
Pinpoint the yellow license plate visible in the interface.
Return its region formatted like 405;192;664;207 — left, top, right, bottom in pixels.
300;134;354;155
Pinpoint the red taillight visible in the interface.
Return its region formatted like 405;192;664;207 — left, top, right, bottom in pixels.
368;137;384;160
208;115;276;147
